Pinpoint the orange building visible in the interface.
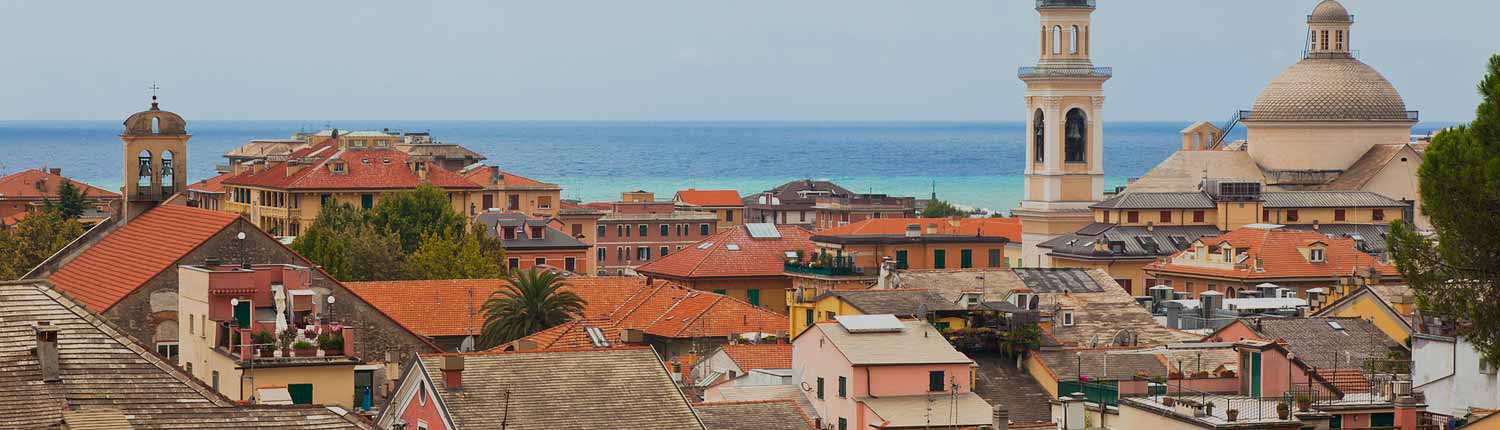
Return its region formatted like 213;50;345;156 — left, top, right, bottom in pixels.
1143;225;1401;299
475;211;591;274
673;189;745;229
0;168;119;226
637;223;814;314
800;217;1019;274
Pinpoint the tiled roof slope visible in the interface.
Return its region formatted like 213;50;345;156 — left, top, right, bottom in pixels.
676;189;745;207
829;289;964;315
1039;223;1224;260
188;171;235;193
815;217;1022;242
0;168;119;200
461;164;559;189
1317;144;1421;191
511;284;786;351
694;400;814;430
1091;192;1216;210
420;348;705;430
0;280;370;429
1260;191;1408;208
1036;347;1170;381
343;277;648;338
1249;58;1411;123
1144;227;1400;281
809;320;972;366
222;141;480;190
47;205;241;311
721;343;792;371
637;224;814;279
1235;317;1402;370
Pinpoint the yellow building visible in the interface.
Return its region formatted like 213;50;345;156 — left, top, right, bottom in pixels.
462;164;563;219
673;189;746;229
1310;284;1416;345
1011;0;1111;267
787;289;967;336
177;264;361;409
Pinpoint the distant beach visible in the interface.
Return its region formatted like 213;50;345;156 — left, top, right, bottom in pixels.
0;121;1452;213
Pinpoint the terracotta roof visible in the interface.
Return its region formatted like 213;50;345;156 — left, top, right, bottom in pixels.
343;277;648;338
676;189;745;207
815;217;1022;242
47;205;242;311
188;171;235;193
460;164;559;190
720;343;792;371
827;289;964;315
0;168;119;200
419;348;705;430
694;400;814;430
637;224;814;279
0;280;371;429
221;141;480;190
506;283;786;351
1144;227;1400;281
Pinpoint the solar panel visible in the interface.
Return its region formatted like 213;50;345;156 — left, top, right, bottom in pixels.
745;223;781;239
834;314;905;333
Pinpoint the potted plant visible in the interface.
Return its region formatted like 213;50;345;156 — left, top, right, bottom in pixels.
1295;394;1313;412
1194;371;1211;379
292;340;317;357
1203;401;1216;417
277;327;298;355
317;333;344;355
253;331;277;357
1219;369;1236;378
1226;408;1240;422
1168;370;1183;379
1277;401;1291;420
1135;371;1149;380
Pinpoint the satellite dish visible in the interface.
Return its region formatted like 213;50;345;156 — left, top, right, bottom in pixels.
459;335;476;352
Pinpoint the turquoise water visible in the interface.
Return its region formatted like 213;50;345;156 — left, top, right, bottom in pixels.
0;121;1451;212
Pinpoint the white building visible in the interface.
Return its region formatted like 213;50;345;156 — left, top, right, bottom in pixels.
1413;333;1500;417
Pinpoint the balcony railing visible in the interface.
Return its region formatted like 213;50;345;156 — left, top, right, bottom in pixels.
784;260;860;277
1018;66;1112;78
1036;0;1095;8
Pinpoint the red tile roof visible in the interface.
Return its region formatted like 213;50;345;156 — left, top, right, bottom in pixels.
721;343;792;371
48;205;241;311
636;224;814;279
0;168;119;200
187;171;234;193
221;141;480;191
1144;227;1399;280
816;217;1022;242
461;165;558;189
343;277;649;337
675;189;744;207
493;282;787;351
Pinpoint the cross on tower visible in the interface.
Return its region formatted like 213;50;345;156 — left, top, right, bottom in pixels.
147;84;161;109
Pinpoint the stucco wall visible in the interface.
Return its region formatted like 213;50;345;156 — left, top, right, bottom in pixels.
1414;335;1500;417
1247;123;1411;172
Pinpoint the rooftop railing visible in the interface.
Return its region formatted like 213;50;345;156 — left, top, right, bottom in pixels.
1037;0;1095;8
1018;66;1112;78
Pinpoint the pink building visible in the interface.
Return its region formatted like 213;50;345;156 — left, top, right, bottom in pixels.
792;315;992;429
595;199;719;275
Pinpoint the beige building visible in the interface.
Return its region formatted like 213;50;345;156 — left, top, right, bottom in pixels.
461;164;563;219
1012;0;1111;267
121;97;190;220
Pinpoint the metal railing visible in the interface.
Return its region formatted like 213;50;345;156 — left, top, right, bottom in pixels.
1037;0;1095;8
1018;66;1113;78
1060;380;1119;406
783;259;860;277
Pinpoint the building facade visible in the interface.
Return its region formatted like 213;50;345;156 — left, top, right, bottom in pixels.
461;164;563;219
595;198;719;276
811;194;918;231
0;168;119;226
476;211;591;274
674;189;746;229
744;179;854;228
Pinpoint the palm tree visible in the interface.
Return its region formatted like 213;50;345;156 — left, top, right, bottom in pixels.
478;269;587;349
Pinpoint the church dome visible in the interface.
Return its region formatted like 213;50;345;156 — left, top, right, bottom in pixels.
1248;58;1411;122
1308;0;1353;23
123;99;187;136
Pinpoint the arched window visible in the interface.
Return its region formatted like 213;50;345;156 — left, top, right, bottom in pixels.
1336;30;1344;50
1032;109;1046;163
1320;30;1329;50
151;117;160;134
1070;25;1079;54
1051;26;1062;54
137;149;153;188
161;150;176;194
1065;108;1088;163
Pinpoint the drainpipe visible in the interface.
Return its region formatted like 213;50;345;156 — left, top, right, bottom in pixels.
865;367;877;399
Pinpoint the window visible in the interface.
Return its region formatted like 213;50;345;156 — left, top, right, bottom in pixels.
817;377;825;399
155;342;179;359
597;247;606;261
1127;211;1139;223
617;247;625;261
726;210;735;221
988;249;1002;268
508;194;520;210
1118;278;1133;294
618;225;626;237
1193;210;1205;223
825;311;836;321
1064;108;1088;163
805;309;814;326
189;314;195;334
933;249;946;269
895;250;909;269
1033;109;1046;163
1062;311;1075;326
660;246;670;257
700;224;710;235
598;225;606;237
838;376;847;398
360;194;373;209
1160;211;1172;223
839;418;847;430
212;370;219;392
1321;30;1329;50
1372;209;1385;221
1287;210;1299;222
929;371;945;392
747;289;761;306
288;383;314;405
571;224;583;237
1103;211;1110;223
537;195;552;209
508;258;519;269
637;247;650;260
1336;30;1344;50
1335;209;1346;221
1310;248;1325;262
534;257;546;266
960;249;973;269
660;224;669;236
639;224;649;237
1262;209;1270;222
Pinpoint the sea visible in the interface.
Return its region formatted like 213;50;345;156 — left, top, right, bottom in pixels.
0;121;1454;214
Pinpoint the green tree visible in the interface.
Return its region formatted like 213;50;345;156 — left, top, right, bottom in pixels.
478;269;586;349
344;226;406;281
0;209;85;279
1390;55;1500;365
367;184;468;253
43;179;89;220
922;199;968;218
290;203;364;280
405;231;503;280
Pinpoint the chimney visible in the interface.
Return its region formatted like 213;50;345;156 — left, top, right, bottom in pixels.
620;328;645;344
905;224;921;238
1146;221;1155;232
1059;393;1086;430
878;257;897;290
341;327;356;357
441;355;465;391
49;167;61;176
514;339;538;352
992;404;1008;430
1313;220;1320;231
34;323;61;382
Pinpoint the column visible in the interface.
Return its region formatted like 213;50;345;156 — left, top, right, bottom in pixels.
1090;96;1105;175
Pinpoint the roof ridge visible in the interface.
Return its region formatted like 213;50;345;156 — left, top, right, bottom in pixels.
674;295;725;338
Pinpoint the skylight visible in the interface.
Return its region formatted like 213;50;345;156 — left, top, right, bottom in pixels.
726;244;741;251
585;326;610;347
1327;321;1344;331
697;242;714;250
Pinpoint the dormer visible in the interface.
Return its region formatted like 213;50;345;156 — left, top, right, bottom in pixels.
1008;288;1034;310
1301;241;1329;263
530;225;545;239
502;225;517;240
329;160;348;175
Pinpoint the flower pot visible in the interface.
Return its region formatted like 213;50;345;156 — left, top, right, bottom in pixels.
1277;406;1290;420
1227;410;1239;421
1162;397;1176;407
1297;401;1311;412
323;348;342;356
293;347;317;357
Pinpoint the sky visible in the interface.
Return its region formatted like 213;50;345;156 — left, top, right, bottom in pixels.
0;0;1493;122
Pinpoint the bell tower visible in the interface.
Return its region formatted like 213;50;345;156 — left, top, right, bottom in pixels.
121;95;190;220
1012;0;1111;267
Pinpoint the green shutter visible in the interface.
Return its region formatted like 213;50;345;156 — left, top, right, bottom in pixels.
1250;352;1262;397
747;289;761;306
960;249;973;268
1372;413;1394;428
713;289;727;295
933;250;946;269
895;251;909;269
817;377;824;399
988;249;1002;267
838;376;847;397
234;300;251;328
288;383;314;405
929;371;945;391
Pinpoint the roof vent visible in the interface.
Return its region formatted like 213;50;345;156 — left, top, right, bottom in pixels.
905;224;921;237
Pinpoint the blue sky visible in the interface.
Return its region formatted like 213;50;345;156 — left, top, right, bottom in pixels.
0;0;1492;122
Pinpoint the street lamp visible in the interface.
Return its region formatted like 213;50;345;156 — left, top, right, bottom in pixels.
325;295;336;320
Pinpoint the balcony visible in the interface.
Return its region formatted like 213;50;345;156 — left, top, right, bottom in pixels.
214;320;355;363
1036;0;1094;8
784;261;860;277
1017;66;1112;79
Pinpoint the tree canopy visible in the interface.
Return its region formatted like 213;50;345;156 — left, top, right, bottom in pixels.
43;179;89;220
478;269;586;349
922;199;968;218
1390;55;1500;364
0;208;85;279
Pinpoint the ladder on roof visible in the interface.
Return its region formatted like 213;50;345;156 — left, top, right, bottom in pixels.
1210;110;1244;150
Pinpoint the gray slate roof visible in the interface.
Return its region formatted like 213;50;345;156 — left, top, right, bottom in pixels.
1039;223;1223;260
828;290;963;315
475;212;590;250
1092;192;1215;210
0;281;371;429
1234;317;1403;369
1260;191;1409;208
694;401;814;430
1037;348;1170;381
744;179;854;208
420;348;705;430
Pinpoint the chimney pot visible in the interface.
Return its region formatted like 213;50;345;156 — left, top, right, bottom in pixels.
49;167;61;176
441;355;465;390
993;404;1009;430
